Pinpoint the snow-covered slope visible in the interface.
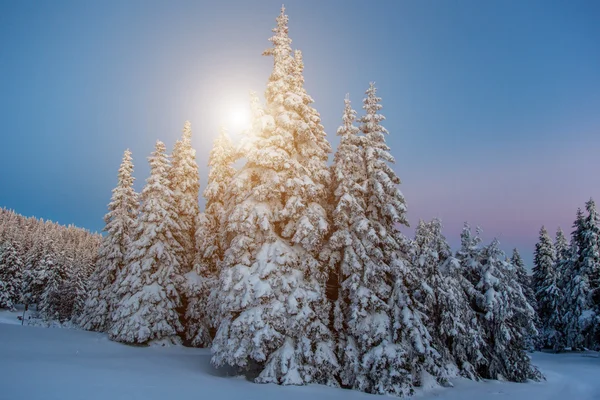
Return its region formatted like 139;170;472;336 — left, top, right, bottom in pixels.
0;310;599;400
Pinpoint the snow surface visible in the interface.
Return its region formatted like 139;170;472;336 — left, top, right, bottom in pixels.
0;309;599;400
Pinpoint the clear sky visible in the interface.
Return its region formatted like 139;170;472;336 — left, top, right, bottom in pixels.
1;0;599;266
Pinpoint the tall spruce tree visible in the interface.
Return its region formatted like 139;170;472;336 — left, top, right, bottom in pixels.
109;141;183;345
185;127;237;347
563;209;588;349
79;149;138;332
195;127;237;275
212;7;337;386
549;227;570;351
575;199;600;348
532;226;557;348
347;83;445;396
329;96;393;392
169;121;200;274
0;240;23;310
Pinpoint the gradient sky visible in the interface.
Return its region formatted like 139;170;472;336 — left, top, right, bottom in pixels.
1;0;600;266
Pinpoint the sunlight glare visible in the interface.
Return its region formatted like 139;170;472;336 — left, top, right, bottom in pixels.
228;105;251;132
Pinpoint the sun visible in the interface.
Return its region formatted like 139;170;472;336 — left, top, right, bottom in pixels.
228;105;251;132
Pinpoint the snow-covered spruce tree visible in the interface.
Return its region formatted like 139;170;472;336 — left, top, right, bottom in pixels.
474;239;541;381
0;240;24;310
554;227;570;266
413;219;486;380
563;208;588;350
38;249;67;321
455;223;483;283
212;7;337;386
329;96;390;392
22;234;58;307
576;199;600;349
185;127;237;347
109;141;183;345
169;121;200;274
546;227;570;351
354;83;447;395
66;257;90;321
532;226;557;348
512;249;536;311
78;149;138;332
195;127;237;276
21;239;47;305
511;248;538;350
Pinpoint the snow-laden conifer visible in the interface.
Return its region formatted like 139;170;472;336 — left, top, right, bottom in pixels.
109;141;183;345
169;121;200;273
413;219;486;380
329;96;390;391
79;149;138;332
344;83;445;395
195;127;237;276
185;127;237;347
0;240;23;310
564;200;600;349
474;239;542;381
511;248;538;349
212;7;337;386
547;227;570;351
532;226;557;348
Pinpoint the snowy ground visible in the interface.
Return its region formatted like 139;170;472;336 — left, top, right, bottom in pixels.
0;309;599;400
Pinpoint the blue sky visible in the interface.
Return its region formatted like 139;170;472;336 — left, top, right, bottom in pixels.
1;0;599;265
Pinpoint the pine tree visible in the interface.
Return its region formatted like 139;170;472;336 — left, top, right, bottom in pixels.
38;244;66;321
343;83;445;396
548;227;570;351
22;235;57;306
511;248;538;350
0;240;23;310
109;141;183;345
212;7;337;386
554;227;570;264
413;219;486;380
169;121;200;274
576;199;600;348
329;96;389;391
475;239;541;381
185;127;237;347
79;149;138;332
562;203;600;350
195;127;237;276
532;226;557;348
563;209;588;350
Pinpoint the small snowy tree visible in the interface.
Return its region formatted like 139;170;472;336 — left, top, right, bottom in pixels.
413;219;486;380
79;149;138;332
169;121;200;274
109;141;183;345
0;241;23;310
474;239;541;381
